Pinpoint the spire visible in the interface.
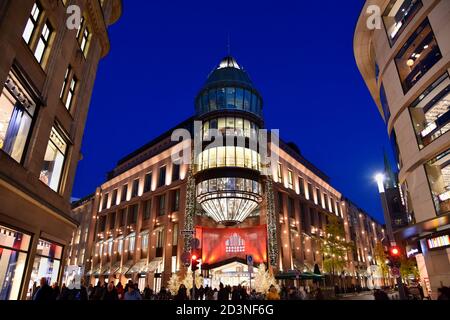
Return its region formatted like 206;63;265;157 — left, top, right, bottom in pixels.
383;149;397;189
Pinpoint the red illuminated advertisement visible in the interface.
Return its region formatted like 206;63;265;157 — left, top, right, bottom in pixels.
198;225;267;265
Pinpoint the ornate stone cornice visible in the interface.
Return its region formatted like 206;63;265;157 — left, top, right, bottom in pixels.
85;0;110;57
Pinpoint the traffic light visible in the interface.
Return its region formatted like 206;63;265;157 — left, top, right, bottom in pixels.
387;246;402;268
191;254;199;272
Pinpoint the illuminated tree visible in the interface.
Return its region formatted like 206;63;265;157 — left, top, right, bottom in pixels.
182;270;204;295
254;264;279;294
320;215;353;285
167;273;181;295
374;242;389;285
400;257;419;285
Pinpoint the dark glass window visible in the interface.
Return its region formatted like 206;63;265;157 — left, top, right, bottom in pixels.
158;194;166;216
235;88;244;110
111;189;118;206
99;215;106;232
102;193;109;210
131;179;139;198
121;184;128;202
158;166;166;187
119;209;126;227
209;89;217;111
128;204;138;224
172;164;180;182
310;209;316;227
383;0;423;46
143;199;151;220
410;73;450;149
144;172;152;193
278;192;284;213
226;87;236;109
316;188;321;206
243;90;250;111
288;197;295;218
380;83;391;122
202;92;209;113
298;177;305;196
217;88;226;108
109;212;116;229
300;204;307;232
395;19;442;93
308;183;314;202
172;189;180;212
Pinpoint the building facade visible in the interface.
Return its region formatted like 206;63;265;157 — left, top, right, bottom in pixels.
70;56;387;292
0;0;121;300
354;0;450;298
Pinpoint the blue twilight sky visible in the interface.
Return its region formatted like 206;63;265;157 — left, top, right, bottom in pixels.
72;0;394;223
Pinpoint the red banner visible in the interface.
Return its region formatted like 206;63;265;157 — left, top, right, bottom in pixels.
198;225;267;265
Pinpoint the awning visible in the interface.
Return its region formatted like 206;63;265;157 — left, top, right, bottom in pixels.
293;260;313;273
87;267;101;277
103;262;121;276
126;258;163;275
116;261;133;275
275;271;324;280
100;263;111;276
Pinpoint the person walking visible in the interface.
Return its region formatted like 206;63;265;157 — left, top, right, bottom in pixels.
218;283;228;300
124;283;142;300
116;282;124;300
143;285;153;300
33;278;54;301
266;285;280;300
174;284;188;300
102;282;119;300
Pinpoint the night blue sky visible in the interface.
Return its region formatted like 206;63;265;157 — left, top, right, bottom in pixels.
73;0;394;223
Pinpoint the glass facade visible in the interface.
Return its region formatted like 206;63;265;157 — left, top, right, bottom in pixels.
27;239;63;299
196;146;261;172
425;149;450;215
202;117;259;139
410;73;450;149
383;0;423;46
0;225;31;300
196;87;262;117
0;73;36;163
39;126;68;192
395;19;442;93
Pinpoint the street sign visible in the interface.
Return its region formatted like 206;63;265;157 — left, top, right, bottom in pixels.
181;252;191;267
391;267;400;278
191;238;200;249
247;255;254;273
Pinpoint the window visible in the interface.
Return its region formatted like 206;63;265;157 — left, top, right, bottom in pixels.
107;238;113;257
288;197;295;218
39;126;68;192
131;179;139;198
0;225;31;300
60;67;77;111
22;3;41;44
156;230;164;248
172;189;180;212
111;189;118;206
141;200;151;221
395;19;442;93
119;209;126;227
424;149;450;215
102;193;109;211
34;22;52;63
77;16;90;57
144;172;152;193
158;166;166;187
127;233;136;253
109;212;116;230
316;188;321;206
298;177;305;196
141;232;149;257
128;204;138;224
380;83;391;122
98;216;106;232
121;184;128;202
172;224;178;246
307;183;313;201
0;72;36;163
278;192;283;213
277;163;282;183
410;73;450;149
172;164;180;182
158;195;166;216
287;170;293;189
300;204;307;232
383;0;422;46
324;194;330;211
27;239;63;297
196;146;260;172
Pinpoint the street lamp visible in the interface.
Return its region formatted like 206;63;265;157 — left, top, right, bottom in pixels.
374;173;385;193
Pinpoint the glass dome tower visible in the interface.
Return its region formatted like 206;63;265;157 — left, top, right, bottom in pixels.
194;56;264;225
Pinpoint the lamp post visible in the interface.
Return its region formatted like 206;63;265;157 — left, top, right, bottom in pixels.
374;173;407;300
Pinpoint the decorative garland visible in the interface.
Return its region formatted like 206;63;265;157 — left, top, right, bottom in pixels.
265;178;278;268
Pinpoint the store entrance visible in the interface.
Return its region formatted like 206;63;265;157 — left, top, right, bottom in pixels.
205;261;258;289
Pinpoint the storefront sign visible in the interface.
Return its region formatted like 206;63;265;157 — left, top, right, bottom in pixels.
426;234;450;250
406;242;422;258
199;225;267;265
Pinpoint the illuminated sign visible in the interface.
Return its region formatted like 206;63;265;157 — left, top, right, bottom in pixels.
406;243;421;258
199;225;267;266
427;235;450;250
